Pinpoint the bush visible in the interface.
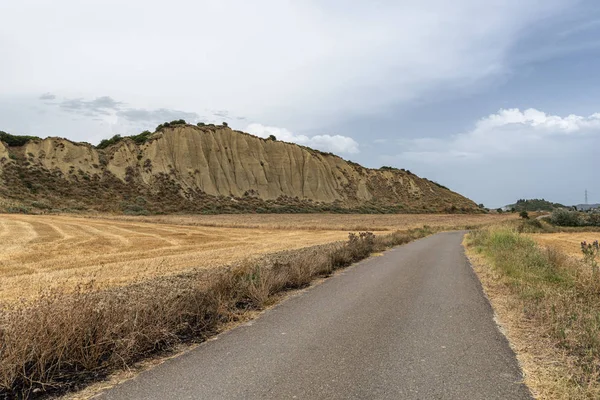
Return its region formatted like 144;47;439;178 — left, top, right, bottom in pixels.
549;209;583;227
97;135;123;150
0;131;41;147
517;218;543;233
519;210;529;219
268;135;276;141
121;203;149;215
130;130;153;144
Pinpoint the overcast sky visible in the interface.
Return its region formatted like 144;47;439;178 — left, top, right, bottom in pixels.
1;0;599;207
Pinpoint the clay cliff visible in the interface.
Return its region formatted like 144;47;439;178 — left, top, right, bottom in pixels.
0;125;479;214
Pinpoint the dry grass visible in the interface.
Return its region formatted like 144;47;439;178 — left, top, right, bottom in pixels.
99;212;517;231
0;227;433;398
466;227;600;399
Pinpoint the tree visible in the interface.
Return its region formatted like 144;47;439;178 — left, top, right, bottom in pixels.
268;135;277;141
496;208;503;213
519;210;530;219
222;122;229;127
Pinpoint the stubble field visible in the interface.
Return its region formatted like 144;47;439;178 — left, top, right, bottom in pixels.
0;213;516;302
531;232;600;258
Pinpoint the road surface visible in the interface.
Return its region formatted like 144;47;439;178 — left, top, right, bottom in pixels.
98;231;531;399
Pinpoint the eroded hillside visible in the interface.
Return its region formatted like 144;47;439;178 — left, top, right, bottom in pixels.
0;125;479;214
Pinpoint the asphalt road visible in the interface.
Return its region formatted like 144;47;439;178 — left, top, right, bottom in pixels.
99;231;531;400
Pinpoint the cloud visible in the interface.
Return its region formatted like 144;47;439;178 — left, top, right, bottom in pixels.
39;93;56;100
378;108;600;207
0;0;573;126
117;108;200;123
390;108;600;164
246;123;359;155
59;96;123;116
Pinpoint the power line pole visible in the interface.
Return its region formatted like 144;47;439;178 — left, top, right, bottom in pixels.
585;189;588;205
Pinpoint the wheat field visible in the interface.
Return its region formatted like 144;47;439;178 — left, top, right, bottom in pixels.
531;232;600;258
0;213;515;302
98;213;517;231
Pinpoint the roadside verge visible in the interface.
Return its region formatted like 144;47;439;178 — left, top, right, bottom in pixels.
464;227;600;399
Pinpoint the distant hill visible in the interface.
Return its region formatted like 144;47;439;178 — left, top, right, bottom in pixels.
575;204;600;211
506;198;566;212
0;124;480;214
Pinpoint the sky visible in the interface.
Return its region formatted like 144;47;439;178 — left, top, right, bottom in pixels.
1;0;599;207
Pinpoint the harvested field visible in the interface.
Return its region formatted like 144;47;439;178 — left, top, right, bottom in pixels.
0;213;515;302
99;212;517;231
0;214;353;302
531;232;600;258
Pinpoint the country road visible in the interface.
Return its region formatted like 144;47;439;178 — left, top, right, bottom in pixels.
98;232;531;400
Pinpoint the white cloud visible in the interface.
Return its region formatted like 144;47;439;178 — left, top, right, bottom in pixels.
380;107;600;207
0;0;571;130
246;123;359;155
391;108;600;164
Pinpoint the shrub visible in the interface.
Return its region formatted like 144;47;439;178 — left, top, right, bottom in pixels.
6;206;30;214
517;218;543;233
130;130;153;144
581;240;599;275
431;181;449;190
549;209;583;227
222;122;228;127
97;135;123;150
519;210;529;219
268;135;276;141
0;131;41;147
588;213;600;227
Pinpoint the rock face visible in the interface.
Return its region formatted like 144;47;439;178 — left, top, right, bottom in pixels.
0;142;10;168
0;125;479;213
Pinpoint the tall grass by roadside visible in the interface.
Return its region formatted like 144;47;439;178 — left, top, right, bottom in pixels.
467;227;600;398
0;227;432;398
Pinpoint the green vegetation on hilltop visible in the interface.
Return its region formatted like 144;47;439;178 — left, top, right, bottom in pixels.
96;120;191;149
510;198;566;212
0;131;41;147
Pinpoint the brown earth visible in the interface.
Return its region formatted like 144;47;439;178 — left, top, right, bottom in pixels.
0;125;479;214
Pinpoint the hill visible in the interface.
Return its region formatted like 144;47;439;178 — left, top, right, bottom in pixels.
0;124;479;214
505;198;566;212
574;204;600;211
